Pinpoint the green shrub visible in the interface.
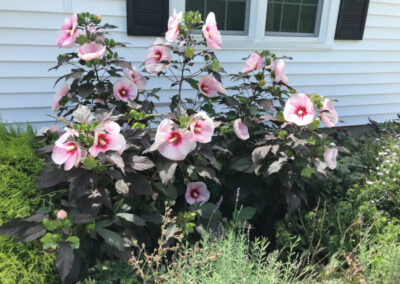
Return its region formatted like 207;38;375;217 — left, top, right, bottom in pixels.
0;123;57;284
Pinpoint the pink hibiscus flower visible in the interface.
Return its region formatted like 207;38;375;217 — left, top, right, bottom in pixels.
185;182;210;205
190;111;215;143
52;84;69;112
165;9;183;42
123;66;147;92
77;42;106;61
57;210;68;220
144;38;172;74
283;93;315;126
324;145;338;170
52;140;82;171
233;118;250;140
89;123;126;157
242;53;263;73
320;99;338;128
272;59;288;85
154;119;197;161
202;12;222;50
198;75;226;98
56;14;80;48
113;78;138;102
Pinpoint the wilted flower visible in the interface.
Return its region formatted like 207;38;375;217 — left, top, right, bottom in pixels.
57;210;68;220
242;53;263;73
89;122;126;157
123;66;147;92
88;25;105;41
185;182;210;205
202;12;222;50
233;119;249;140
52;84;69;112
56;14;80;48
77;42;106;61
324;145;338;170
190;111;215;143
165;9;183;42
283;93;315;126
37;125;63;136
198;75;226;98
154;119;196;161
271;59;288;85
320;99;338;128
113;78;138;102
144;38;171;74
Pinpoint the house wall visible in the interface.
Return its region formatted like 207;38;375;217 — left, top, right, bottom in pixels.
0;0;400;129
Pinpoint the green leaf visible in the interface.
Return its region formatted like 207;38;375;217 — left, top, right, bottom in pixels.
237;207;257;221
116;213;145;226
40;232;61;250
83;157;98;170
184;78;199;90
308;118;320;130
185;47;195;59
96;228;125;251
301;167;315;178
198;203;221;220
211;60;220;72
66;236;80;249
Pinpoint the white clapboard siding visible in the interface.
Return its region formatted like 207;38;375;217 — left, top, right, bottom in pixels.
1;0;400;129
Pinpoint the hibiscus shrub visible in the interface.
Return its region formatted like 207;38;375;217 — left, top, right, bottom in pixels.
0;10;343;282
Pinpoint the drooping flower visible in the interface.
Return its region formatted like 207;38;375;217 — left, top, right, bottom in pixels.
89;25;105;42
324;145;338;170
123;66;147;91
154;119;196;161
202;12;222;50
242;53;263;73
113;78;138;102
77;42;106;61
320;99;338;128
52;84;69;111
57;210;68;220
283;93;315;126
89;122;126;157
190;111;215;143
37;125;63;136
166;9;183;42
272;59;288;85
52;140;82;171
144;38;172;74
56;14;80;48
185;182;210;205
233;118;250;140
198;75;226;98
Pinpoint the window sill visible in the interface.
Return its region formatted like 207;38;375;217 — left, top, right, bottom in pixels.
220;35;333;51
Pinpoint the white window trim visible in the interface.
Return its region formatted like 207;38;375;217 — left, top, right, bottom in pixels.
169;0;341;50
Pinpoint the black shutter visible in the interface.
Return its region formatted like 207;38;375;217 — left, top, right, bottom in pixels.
126;0;169;36
335;0;370;40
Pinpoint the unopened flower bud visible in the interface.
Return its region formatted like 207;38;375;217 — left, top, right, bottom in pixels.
57;210;68;220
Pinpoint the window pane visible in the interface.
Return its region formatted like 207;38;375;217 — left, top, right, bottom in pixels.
266;3;282;32
186;0;249;32
265;0;323;36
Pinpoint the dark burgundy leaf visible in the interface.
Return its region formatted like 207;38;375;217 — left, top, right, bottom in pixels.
196;166;220;183
159;161;178;185
256;99;274;112
96;228;125;251
67;168;97;199
56;242;75;283
73;214;97;224
130;155;155;171
107;151;125;173
267;156;288;175
115;179;131;197
199;147;218;168
72;105;93;123
37;167;65;189
127;173;152;195
251;145;272;166
19;224;46;242
231;156;255;174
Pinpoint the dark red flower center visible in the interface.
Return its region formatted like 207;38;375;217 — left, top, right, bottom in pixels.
190;189;200;199
296;106;307;118
153;50;163;62
119;87;128;98
194;122;202;134
65;142;76;153
97;133;109;149
169;131;182;146
201;84;208;93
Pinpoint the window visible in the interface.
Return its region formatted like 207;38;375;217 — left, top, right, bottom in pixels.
265;0;324;37
185;0;251;34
